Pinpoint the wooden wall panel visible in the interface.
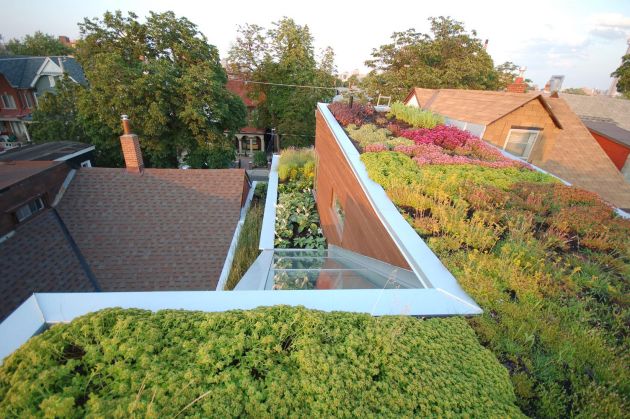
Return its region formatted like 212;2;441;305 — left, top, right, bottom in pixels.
315;110;410;270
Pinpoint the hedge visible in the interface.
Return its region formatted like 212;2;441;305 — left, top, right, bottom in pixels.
0;307;524;417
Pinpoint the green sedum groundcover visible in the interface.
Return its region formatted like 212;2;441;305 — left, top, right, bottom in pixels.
0;306;523;418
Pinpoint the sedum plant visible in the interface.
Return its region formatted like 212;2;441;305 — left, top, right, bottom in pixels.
360;150;630;418
0;307;524;417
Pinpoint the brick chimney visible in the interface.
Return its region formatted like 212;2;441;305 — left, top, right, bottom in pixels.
119;115;144;173
507;77;527;93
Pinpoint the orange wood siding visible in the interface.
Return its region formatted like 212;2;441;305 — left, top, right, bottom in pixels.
589;131;630;171
315;109;410;270
483;99;558;163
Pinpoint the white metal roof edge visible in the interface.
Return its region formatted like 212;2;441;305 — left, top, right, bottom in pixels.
317;102;480;310
0;288;482;361
259;154;279;250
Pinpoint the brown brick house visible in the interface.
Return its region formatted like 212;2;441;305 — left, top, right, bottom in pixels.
404;87;630;209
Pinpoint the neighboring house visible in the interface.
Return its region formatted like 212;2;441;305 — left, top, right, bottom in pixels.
403;85;630;209
0;141;94;167
0;121;250;320
581;120;630;180
0;56;87;148
226;75;273;156
561;93;630;180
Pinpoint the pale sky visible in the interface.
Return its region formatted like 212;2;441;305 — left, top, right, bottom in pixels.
2;0;630;90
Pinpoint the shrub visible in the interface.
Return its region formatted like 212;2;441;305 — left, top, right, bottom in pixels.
278;148;316;182
387;101;444;128
402;125;475;148
275;185;326;249
252;151;268;168
328;102;374;126
0;307;524;417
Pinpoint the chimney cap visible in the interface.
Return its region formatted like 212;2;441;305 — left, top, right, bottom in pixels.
121;114;129;121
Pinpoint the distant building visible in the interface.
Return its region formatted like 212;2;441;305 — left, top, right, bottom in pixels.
226;75;271;156
0;56;86;149
404;85;630;209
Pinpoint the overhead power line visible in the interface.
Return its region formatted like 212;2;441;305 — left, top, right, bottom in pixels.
230;78;338;91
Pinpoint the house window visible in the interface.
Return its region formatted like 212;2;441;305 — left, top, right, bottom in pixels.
20;91;34;109
80;160;92;168
331;192;345;233
503;128;541;159
15;198;45;222
1;93;16;109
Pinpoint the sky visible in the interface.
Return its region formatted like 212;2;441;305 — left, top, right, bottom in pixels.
2;0;630;90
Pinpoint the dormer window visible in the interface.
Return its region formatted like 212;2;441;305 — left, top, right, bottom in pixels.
15;198;45;222
503;128;541;159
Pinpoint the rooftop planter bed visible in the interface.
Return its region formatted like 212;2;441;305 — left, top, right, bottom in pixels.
274;148;326;250
0;307;523;417
328;102;630;418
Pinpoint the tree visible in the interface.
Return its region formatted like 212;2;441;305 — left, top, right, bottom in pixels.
562;87;587;95
612;54;630;99
362;17;499;100
72;11;246;167
4;31;73;56
228;18;336;147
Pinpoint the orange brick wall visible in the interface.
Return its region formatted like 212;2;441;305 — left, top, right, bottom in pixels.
315;109;410;270
482;99;558;163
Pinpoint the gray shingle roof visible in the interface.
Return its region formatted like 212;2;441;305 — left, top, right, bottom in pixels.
0;209;96;321
582;119;630;148
0;141;93;162
561;93;630;131
0;56;86;88
56;168;249;291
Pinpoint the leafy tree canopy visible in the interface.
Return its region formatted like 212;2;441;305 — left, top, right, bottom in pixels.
227;18;337;147
58;10;247;168
611;53;630;99
2;31;73;56
562;87;587;95
362;17;500;100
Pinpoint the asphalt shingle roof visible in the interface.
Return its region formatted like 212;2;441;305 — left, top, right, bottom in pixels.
0;56;86;88
0;209;95;321
406;88;561;127
56;168;248;291
582;119;630;148
0;141;93;162
561;93;630;131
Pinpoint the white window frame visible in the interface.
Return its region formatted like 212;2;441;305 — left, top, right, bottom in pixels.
80;160;92;168
1;93;16;109
15;197;45;222
20;91;33;109
503;128;541;159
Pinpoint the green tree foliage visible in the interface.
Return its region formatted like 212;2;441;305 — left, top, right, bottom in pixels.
0;307;523;417
611;54;630;99
562;87;587;95
228;18;337;147
3;31;73;56
362;17;499;100
71;10;246;167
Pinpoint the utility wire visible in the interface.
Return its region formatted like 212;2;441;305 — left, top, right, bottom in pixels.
229;78;339;91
